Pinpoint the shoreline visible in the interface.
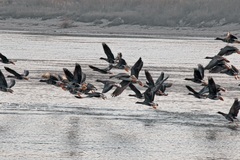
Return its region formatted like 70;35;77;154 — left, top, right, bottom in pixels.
0;18;240;39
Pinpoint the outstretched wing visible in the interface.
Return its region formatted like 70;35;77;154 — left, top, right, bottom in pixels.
89;65;107;74
74;63;82;84
131;57;143;79
129;83;143;98
63;68;74;82
228;98;240;118
0;53;9;63
4;66;22;77
111;80;131;97
145;70;154;88
102;43;115;63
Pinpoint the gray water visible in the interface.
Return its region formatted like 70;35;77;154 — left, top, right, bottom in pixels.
0;31;240;160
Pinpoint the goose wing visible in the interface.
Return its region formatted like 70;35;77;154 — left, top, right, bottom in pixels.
111;80;131;97
228;98;240;118
89;65;108;74
73;63;82;84
0;70;8;87
145;70;154;88
102;42;115;63
129;83;143;98
131;57;143;78
63;68;74;82
0;53;9;63
8;79;15;88
4;66;22;78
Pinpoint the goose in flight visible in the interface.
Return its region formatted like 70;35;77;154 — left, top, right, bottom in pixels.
100;42;116;64
185;64;205;83
215;32;240;43
89;64;113;74
136;76;169;109
111;57;144;97
4;66;29;80
217;98;240;122
217;46;240;56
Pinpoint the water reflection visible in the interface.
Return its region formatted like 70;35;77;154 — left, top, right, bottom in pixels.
0;33;240;159
205;129;217;141
65;116;82;157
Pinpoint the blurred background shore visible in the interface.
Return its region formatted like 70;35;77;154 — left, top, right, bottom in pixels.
0;0;240;38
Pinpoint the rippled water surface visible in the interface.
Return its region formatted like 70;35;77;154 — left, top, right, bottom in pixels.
0;32;240;160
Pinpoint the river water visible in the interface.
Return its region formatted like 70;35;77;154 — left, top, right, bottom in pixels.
0;31;240;160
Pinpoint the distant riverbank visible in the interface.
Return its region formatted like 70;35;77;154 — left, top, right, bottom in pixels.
0;18;240;39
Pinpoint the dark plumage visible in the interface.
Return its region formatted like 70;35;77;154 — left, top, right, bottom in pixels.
136;76;169;109
217;46;240;56
4;66;29;80
215;32;240;43
100;42;115;64
185;85;207;99
0;69;15;93
75;92;106;99
186;77;224;100
217;98;240;122
96;79;121;93
220;64;239;79
0;53;16;65
111;57;144;97
63;63;86;84
204;55;230;70
207;77;224;101
89;64;113;74
40;73;66;87
185;64;205;83
128;83;144;98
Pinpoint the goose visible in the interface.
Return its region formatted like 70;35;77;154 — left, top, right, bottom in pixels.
217;98;240;122
215;32;240;43
217;46;240;56
185;64;205;83
96;79;121;93
4;66;29;80
100;42;116;64
89;64;113;74
111;57;144;97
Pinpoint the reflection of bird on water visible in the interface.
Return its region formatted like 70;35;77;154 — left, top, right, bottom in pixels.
217;98;240;123
0;69;15;93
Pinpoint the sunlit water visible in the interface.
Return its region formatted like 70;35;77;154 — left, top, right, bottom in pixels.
0;31;240;160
